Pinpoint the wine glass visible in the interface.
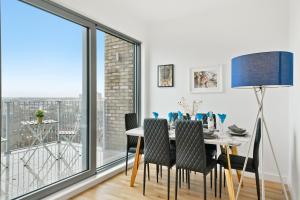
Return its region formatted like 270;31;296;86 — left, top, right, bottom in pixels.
195;113;203;121
168;112;174;129
217;113;227;134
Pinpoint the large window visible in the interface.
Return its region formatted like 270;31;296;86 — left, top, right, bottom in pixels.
0;0;140;199
96;30;136;168
0;0;89;199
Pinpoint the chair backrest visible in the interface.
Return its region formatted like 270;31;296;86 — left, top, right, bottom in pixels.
125;113;138;131
253;118;262;169
125;113;138;147
175;120;207;172
143;119;171;166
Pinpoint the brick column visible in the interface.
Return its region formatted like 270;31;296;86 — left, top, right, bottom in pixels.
104;34;134;151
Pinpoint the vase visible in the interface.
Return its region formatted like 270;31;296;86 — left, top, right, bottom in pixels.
37;117;43;124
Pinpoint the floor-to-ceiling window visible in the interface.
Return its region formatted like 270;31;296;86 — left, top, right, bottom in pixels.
0;0;91;199
96;30;136;169
0;0;140;199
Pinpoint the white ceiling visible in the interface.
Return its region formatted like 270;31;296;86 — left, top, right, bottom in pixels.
51;0;223;25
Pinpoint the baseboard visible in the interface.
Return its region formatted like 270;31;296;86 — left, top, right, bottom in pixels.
42;158;134;200
288;183;296;200
239;171;288;183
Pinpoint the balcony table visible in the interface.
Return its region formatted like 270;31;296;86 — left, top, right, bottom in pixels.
125;127;251;200
20;120;58;167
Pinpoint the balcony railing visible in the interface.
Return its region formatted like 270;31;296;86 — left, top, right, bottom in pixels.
0;98;117;200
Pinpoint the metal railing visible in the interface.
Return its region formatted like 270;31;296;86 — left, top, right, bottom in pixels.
1;98;105;151
0;98;106;200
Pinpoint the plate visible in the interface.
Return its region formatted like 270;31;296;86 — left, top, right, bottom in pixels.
228;131;248;137
204;134;218;139
203;129;215;135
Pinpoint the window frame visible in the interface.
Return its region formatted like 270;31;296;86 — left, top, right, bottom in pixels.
0;0;141;199
95;27;140;170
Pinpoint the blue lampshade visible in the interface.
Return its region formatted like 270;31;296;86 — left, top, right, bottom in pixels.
231;51;293;88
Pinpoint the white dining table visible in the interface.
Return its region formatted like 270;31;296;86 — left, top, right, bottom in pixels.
125;127;251;200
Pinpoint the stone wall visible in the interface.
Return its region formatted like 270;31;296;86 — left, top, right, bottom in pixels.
104;34;134;151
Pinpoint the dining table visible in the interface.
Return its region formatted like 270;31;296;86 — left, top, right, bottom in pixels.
125;127;251;200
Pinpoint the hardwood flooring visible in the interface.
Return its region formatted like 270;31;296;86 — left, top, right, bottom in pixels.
72;165;288;200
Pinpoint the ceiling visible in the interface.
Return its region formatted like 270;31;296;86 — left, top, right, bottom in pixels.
51;0;224;25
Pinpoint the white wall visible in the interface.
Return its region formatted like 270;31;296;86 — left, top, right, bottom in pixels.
147;0;290;181
289;0;300;198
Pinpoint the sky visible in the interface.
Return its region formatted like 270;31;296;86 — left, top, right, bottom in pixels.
1;0;105;98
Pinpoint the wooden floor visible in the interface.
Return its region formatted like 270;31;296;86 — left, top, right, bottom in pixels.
72;165;288;200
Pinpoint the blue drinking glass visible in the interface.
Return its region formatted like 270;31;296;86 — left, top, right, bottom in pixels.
195;113;203;121
217;113;227;133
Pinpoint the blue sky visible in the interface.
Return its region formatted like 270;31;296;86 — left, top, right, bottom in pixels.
1;0;104;97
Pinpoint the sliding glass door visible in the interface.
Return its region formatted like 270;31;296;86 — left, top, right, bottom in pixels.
0;0;140;199
0;0;90;199
96;30;136;169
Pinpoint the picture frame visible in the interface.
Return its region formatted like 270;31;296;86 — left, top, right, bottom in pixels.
190;65;223;93
157;64;174;87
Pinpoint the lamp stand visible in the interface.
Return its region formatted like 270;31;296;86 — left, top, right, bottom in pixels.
235;87;289;200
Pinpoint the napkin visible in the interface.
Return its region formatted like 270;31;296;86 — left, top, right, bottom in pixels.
152;112;159;119
168;112;174;122
178;111;183;120
217;114;227;123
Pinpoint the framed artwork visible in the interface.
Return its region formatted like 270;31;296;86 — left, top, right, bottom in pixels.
157;64;174;87
190;65;223;93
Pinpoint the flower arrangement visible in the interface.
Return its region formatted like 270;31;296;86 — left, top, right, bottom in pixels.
177;97;203;115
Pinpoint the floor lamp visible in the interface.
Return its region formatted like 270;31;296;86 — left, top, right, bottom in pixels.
231;51;293;200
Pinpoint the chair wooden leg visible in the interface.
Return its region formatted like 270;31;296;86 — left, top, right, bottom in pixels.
175;168;178;200
143;162;146;196
147;164;150;180
182;169;185;183
255;170;261;200
168;167;170;200
203;174;207;200
125;150;128;175
219;165;222;198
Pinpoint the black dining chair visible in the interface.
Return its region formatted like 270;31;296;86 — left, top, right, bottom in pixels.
143;119;176;200
218;118;261;199
175;120;218;200
125;113;150;179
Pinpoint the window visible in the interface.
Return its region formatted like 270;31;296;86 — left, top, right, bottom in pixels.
96;30;136;169
0;0;140;199
0;0;89;199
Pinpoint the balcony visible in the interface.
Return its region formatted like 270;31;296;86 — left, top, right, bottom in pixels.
0;99;125;200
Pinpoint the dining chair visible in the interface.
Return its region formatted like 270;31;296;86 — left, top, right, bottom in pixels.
175;120;218;200
218;118;261;199
124;113;150;179
143;119;176;200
